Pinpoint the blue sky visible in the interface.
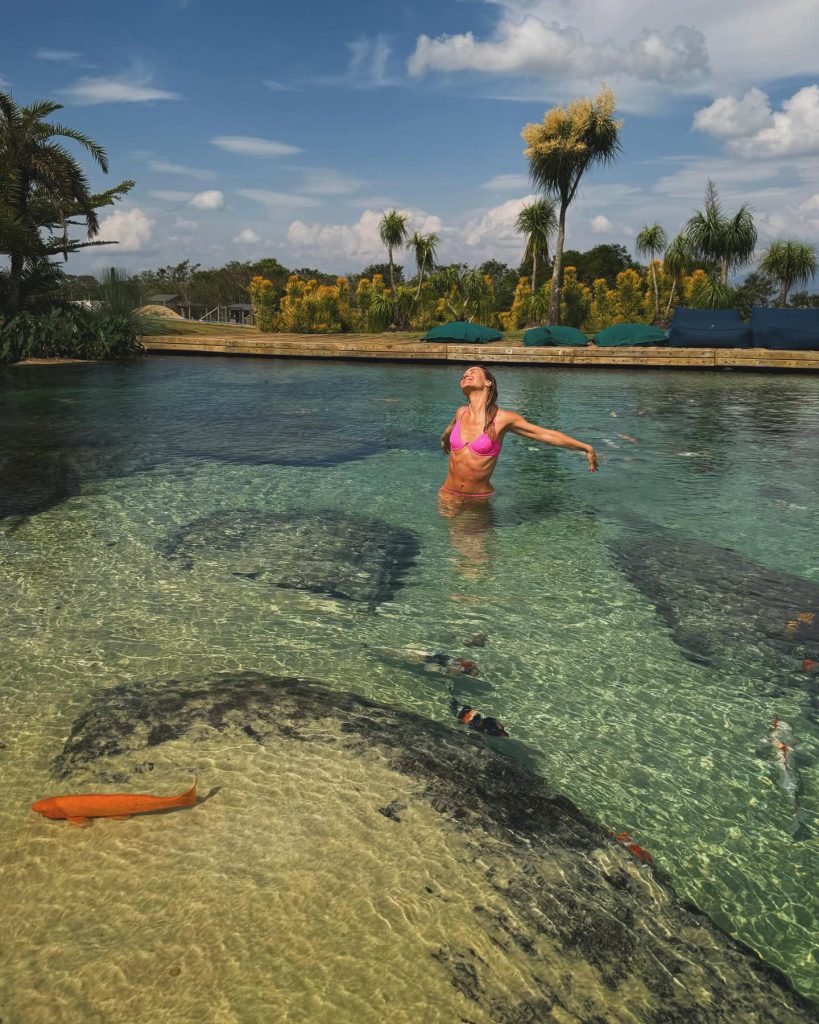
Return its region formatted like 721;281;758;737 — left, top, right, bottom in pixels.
3;0;818;276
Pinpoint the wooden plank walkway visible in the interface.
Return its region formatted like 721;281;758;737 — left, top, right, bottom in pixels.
143;333;819;371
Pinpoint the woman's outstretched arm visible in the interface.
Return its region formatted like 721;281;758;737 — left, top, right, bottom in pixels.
506;413;598;472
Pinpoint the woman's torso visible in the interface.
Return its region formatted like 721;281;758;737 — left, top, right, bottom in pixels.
442;407;506;496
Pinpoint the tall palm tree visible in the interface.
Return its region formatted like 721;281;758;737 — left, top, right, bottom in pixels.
0;90;132;314
758;240;818;305
522;87;621;325
408;231;439;297
515;198;557;294
378;209;408;298
663;233;694;318
635;223;668;322
685;180;757;286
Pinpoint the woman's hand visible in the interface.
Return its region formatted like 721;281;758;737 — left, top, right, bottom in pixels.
585;446;598;472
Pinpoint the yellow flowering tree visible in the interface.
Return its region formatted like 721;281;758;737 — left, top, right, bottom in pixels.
559;267;591;328
682;269;711;308
353;274;393;331
277;275;352;333
613;269;649;322
586;278;617;332
500;277;533;330
248;276;278;332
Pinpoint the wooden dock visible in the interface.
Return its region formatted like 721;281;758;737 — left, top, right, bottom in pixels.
143;333;819;371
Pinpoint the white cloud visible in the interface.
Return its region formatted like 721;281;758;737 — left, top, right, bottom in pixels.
96;208;154;251
211;136;302;157
263;79;296;92
147;190;194;202
590;215;615;234
35;49;81;61
462;194;537;248
408;15;708;85
300;170;364;196
189;189;225;210
346;195;395;209
692;87;771;138
236;188;322;209
234;228;260;244
309;35;395;89
346;35;392;86
694;85;819;158
287;208;442;262
59;67;180;104
408;0;819;95
173;217;199;231
481;174;530;191
147;159;215;181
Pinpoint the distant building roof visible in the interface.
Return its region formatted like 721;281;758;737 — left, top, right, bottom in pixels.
228;303;253;311
147;293;179;303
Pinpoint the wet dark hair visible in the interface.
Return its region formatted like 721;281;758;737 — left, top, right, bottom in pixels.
474;365;498;438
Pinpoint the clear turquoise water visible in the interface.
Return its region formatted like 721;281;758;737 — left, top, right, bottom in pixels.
1;356;818;1007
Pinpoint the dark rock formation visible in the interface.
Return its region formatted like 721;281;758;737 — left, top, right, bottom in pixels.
50;672;818;1021
614;531;818;708
158;509;419;608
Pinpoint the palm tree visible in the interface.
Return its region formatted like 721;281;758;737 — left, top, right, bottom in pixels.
685;180;757;286
635;223;668;322
522;87;621;324
0;90;132;314
378;210;408;298
758;240;818;305
662;233;694;319
515;199;557;295
408;231;439;297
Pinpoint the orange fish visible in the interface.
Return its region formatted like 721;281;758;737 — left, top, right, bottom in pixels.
614;831;654;864
803;659;819;672
786;611;815;636
31;779;197;827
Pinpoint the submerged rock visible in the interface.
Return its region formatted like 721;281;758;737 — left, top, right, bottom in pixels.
158;509;419;608
614;532;819;698
50;671;816;1021
0;449;80;519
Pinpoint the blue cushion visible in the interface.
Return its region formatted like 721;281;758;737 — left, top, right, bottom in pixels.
750;308;819;350
668;308;752;348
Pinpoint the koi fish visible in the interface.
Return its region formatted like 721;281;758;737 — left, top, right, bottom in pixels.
614;831;653;864
785;611;814;637
450;699;508;738
617;433;637;443
31;779;198;827
767;718;800;807
803;659;819;672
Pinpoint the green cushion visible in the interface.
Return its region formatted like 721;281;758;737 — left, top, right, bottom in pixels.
523;326;589;347
421;321;502;343
594;323;667;347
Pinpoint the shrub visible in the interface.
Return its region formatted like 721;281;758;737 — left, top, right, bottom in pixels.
586;278;617;332
248;275;278;331
559;267;591;328
277;275;352;333
500;277;533;330
0;305;145;364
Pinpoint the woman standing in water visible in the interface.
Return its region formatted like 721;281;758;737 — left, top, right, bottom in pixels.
440;365;597;499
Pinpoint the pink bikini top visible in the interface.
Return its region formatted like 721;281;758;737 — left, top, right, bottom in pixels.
450;411;501;458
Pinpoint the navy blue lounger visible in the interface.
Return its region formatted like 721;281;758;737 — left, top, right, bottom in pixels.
667;308;752;349
750;307;819;350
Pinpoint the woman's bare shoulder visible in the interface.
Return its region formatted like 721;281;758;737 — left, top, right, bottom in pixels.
495;407;520;424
